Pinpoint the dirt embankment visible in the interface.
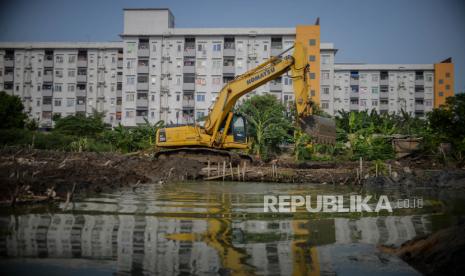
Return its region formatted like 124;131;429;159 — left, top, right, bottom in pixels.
381;222;465;275
0;148;203;205
1;148;463;205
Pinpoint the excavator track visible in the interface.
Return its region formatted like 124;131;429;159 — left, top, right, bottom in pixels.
154;147;253;165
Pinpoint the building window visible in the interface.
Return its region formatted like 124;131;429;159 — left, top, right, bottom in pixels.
446;84;450;90
322;86;330;95
445;72;450;78
372;100;378;106
213;44;221;52
196;111;205;119
439;79;444;84
126;76;135;85
55;55;63;64
372;74;379;82
126;93;134;101
425;74;433;82
439;91;444;97
425;99;432;106
309;73;315;79
321;101;329;109
54;99;62;106
371;87;379;94
309;39;316;46
55;70;63;78
196;94;205;102
54;84;62;92
309;55;316;62
311;90;316;96
176;95;180;101
263;44;268;51
66;98;74;107
351;85;359;93
126;59;134;69
126;42;136;54
125;110;134;118
321;55;330;64
68;69;75;77
67;84;74;92
322;71;330;80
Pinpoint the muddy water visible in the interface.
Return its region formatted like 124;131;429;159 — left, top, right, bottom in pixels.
0;181;464;275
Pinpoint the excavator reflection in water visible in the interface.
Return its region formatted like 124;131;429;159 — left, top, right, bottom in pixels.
165;191;331;276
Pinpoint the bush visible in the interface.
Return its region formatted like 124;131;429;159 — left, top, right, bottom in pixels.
0;91;27;129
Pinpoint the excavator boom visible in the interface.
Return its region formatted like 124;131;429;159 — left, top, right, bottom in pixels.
155;41;335;162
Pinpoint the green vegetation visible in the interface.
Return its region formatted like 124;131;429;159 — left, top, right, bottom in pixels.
238;94;292;160
0;92;164;153
1;89;464;164
0;91;27;129
239;93;465;163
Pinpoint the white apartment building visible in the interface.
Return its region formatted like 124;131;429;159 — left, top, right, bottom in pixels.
0;8;454;128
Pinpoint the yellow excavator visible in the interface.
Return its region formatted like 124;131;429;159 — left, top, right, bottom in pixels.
155;41;335;163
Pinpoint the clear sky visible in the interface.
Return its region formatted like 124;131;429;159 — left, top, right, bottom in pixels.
1;0;464;92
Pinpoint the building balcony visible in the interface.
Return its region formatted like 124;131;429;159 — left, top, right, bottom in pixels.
349;78;359;85
350;92;359;98
117;75;123;82
380;104;389;110
77;75;87;83
76;89;86;97
415;79;424;86
77;59;87;67
183;65;195;74
42;104;52;112
136;116;147;125
270;82;282;91
76;104;86;112
379;92;389;99
42;88;53;97
43;74;53;83
271;47;282;57
349;104;359;111
116;106;121;112
136;98;148;107
223;48;235;57
137;82;149;90
43;59;53;67
380;79;389;86
117;60;123;68
182;99;195;108
223;65;235;75
415;104;425;111
137;65;149;74
138;48;149;57
184;48;196;57
4;74;14;82
415;92;424;99
4;59;14;67
182;83;195;90
117;90;122;97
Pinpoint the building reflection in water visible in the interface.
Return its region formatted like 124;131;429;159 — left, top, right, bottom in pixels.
0;213;431;275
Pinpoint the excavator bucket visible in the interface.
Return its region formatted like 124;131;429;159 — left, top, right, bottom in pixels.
299;115;336;145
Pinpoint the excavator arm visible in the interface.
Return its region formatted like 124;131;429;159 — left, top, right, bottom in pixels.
155;41;335;160
204;42;312;142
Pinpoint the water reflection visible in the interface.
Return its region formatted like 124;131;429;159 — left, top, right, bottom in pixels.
0;182;444;275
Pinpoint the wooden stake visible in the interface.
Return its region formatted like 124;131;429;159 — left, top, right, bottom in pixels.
237;165;241;180
359;157;363;179
229;162;233;180
207;160;211;178
243;162;247;181
217;162;220;176
222;161;226;181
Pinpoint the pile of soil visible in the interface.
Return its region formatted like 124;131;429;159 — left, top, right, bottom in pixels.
0;148;204;205
381;222;465;275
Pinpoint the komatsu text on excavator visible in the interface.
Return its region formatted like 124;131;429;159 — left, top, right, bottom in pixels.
155;41;336;163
